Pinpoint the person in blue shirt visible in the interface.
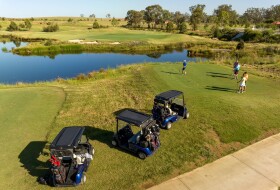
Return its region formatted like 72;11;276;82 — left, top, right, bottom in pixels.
182;60;187;75
233;61;241;80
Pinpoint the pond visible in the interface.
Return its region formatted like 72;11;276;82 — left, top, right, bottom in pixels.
0;42;206;84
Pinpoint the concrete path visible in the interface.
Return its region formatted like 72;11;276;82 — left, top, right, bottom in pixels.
148;134;280;190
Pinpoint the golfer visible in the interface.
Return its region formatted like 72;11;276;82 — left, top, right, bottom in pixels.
237;72;247;93
182;60;187;75
233;61;240;80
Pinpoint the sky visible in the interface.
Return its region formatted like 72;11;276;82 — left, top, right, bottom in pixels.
0;0;279;18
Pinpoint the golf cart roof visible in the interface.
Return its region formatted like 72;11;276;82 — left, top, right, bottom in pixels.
116;109;154;128
155;90;183;102
50;127;85;149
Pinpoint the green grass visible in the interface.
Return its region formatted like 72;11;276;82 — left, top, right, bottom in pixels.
0;63;280;189
0;19;214;43
0;87;65;190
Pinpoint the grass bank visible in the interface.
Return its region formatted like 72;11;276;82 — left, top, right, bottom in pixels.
11;41;189;56
1;62;279;189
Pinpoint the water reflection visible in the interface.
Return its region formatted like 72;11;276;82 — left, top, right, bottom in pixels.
0;42;207;84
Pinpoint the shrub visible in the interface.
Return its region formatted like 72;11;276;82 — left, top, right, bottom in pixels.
7;21;18;31
76;73;87;80
111;17;120;26
1;47;8;52
92;20;100;29
44;39;53;46
236;40;245;50
211;26;222;38
19;23;25;28
242;29;262;42
166;22;174;32
42;23;59;32
24;19;32;30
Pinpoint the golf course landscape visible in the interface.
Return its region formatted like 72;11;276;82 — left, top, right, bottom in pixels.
1;1;280;189
0;62;279;190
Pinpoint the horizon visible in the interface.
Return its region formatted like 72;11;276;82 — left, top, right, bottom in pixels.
0;0;279;18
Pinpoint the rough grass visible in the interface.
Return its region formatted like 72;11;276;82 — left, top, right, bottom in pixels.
0;63;280;190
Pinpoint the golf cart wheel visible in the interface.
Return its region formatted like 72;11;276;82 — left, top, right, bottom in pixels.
112;139;118;147
184;112;190;119
48;174;56;187
166;122;172;130
138;151;147;160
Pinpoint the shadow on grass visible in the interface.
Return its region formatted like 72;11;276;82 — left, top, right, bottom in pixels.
161;71;181;75
206;72;233;79
85;126;114;148
205;86;237;92
206;72;231;76
18;141;49;178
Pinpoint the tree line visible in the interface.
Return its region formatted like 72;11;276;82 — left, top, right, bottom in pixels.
125;4;280;31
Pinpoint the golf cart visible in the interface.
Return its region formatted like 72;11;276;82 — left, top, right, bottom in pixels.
152;90;189;129
39;127;94;187
112;109;160;159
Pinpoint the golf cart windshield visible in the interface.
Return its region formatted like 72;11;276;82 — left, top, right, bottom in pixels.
173;97;184;106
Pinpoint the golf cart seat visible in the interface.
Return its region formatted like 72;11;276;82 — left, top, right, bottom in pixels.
128;131;141;144
170;103;185;116
118;125;134;144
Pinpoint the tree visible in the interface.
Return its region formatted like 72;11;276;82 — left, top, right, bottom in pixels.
172;11;187;29
242;8;265;24
89;14;95;18
214;5;238;27
24;19;32;30
265;5;280;21
179;22;187;33
144;4;164;28
125;10;143;27
106;14;111;18
159;9;172;29
7;21;18;31
189;4;206;31
111;17;120;26
80;14;84;18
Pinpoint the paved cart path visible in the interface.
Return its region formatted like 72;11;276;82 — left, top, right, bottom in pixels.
148;133;280;190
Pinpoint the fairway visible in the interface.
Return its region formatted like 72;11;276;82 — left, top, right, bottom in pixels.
0;63;279;190
0;87;65;190
0;20;212;43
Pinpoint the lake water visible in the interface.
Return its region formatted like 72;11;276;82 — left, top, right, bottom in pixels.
0;42;205;84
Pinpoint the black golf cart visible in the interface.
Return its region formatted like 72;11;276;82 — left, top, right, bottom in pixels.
39;126;94;187
112;109;160;159
152;90;189;129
